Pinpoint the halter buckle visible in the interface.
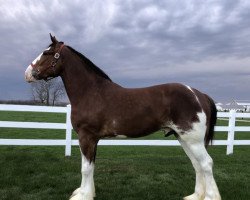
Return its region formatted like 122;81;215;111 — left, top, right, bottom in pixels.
51;61;57;67
54;53;60;59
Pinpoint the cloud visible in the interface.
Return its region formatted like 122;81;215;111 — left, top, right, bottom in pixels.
0;0;249;102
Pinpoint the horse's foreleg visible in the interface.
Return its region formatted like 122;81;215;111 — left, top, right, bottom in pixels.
70;168;96;199
70;131;98;200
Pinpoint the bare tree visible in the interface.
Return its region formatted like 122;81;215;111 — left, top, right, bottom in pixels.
31;78;66;106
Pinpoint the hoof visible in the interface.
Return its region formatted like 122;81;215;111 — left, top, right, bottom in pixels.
204;193;221;200
69;192;93;200
69;188;94;200
204;197;221;200
184;193;204;200
70;188;81;199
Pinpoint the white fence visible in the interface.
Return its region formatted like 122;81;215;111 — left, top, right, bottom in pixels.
0;104;249;156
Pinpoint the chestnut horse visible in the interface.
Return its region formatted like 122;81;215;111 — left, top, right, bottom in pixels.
25;35;221;200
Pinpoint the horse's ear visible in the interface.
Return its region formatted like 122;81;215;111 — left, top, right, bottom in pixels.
49;33;58;44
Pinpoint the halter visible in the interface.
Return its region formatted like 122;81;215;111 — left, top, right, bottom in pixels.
31;44;65;81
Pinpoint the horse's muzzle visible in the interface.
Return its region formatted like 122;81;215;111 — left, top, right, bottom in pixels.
25;65;37;82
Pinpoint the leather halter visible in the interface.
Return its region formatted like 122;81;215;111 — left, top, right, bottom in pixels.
31;44;65;74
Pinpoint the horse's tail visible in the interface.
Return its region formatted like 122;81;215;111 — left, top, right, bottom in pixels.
204;95;217;148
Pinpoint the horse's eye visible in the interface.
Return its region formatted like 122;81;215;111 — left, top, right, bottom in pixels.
43;50;54;55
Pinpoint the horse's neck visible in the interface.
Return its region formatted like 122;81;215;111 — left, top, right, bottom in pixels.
60;51;109;106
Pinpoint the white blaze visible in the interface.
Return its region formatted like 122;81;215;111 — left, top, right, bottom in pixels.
24;47;50;82
24;65;36;82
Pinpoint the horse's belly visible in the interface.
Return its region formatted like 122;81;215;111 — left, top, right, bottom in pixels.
114;117;162;138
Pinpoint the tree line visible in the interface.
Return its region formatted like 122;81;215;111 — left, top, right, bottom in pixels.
0;78;68;106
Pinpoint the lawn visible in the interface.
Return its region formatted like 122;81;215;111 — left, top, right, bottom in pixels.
0;146;249;200
0;111;250;200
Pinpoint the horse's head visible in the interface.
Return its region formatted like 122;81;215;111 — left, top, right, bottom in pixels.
25;34;65;82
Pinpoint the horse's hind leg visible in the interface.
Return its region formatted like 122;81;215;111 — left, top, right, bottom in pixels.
178;118;221;200
178;139;205;200
181;139;220;200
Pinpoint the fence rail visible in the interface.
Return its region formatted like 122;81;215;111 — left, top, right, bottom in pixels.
0;104;249;156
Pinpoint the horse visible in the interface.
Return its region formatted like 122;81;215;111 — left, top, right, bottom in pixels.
25;34;221;200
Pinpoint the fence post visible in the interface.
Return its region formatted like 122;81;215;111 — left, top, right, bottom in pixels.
226;110;236;155
65;104;72;156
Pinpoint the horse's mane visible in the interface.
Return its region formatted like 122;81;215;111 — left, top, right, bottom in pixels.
66;46;112;82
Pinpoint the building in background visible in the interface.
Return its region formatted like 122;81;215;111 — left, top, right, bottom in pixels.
233;100;250;112
216;100;250;112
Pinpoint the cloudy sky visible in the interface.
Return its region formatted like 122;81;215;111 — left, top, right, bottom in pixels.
0;0;250;102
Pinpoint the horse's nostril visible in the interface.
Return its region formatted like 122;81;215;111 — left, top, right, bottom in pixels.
32;69;38;78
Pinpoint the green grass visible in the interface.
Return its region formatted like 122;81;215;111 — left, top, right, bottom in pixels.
0;146;249;200
0;111;250;199
0;111;66;123
0;111;78;140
